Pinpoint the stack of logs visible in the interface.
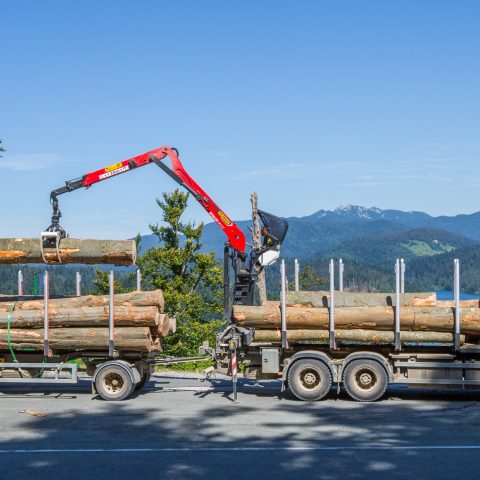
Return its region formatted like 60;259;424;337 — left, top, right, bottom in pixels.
0;290;174;353
232;291;480;345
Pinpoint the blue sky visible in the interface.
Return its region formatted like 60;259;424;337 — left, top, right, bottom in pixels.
1;1;479;239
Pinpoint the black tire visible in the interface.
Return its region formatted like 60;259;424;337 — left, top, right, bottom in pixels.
135;371;151;391
287;359;332;402
343;359;388;402
95;365;134;401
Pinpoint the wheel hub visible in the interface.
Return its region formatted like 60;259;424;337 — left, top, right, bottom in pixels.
301;369;320;389
104;372;125;394
356;369;376;390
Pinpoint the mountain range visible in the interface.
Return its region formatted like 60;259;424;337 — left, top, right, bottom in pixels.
140;205;480;293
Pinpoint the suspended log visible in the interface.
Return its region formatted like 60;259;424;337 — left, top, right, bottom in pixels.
0;327;159;352
232;304;480;335
254;329;464;345
284;291;437;308
0;238;136;266
0;306;160;329
0;290;164;313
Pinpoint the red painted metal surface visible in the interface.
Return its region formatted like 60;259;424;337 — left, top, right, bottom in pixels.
82;146;246;252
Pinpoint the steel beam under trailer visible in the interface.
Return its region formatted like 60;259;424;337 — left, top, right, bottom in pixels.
0;363;78;384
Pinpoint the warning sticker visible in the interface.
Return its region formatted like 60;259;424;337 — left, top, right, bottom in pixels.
99;165;129;180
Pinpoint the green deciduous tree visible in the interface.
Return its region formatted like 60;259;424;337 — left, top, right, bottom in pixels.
0;139;5;156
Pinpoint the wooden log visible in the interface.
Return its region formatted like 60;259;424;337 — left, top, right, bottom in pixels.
0;290;164;313
0;327;159;352
254;329;464;344
232;304;480;335
284;291;436;308
156;315;177;337
0;306;160;329
0;238;136;266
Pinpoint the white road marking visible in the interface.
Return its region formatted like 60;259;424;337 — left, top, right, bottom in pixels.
0;445;479;454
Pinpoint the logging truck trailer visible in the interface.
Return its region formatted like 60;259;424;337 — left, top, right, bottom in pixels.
0;290;210;402
214;333;480;402
215;258;480;402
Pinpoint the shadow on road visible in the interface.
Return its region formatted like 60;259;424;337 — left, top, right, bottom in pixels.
1;377;480;479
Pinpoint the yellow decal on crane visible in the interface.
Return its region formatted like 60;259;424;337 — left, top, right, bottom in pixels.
218;210;232;226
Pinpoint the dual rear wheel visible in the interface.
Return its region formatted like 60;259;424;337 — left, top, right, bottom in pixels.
287;358;388;402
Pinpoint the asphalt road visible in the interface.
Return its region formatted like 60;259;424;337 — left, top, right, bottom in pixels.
1;374;480;480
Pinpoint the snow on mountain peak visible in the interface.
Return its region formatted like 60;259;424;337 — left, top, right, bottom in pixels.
333;205;382;219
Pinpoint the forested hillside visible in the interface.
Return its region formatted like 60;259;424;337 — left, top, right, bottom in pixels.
2;205;480;296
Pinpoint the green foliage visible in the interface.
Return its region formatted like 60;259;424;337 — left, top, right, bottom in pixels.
137;189;224;359
0;139;5;156
137;190;223;322
299;265;327;290
91;268;129;295
160;318;223;370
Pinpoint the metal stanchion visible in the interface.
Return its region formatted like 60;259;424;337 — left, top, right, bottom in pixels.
18;270;24;296
338;259;344;292
394;259;401;351
294;259;300;292
136;269;142;292
109;271;115;357
76;272;82;297
280;260;288;349
329;259;336;349
454;259;461;351
400;259;406;294
43;271;51;358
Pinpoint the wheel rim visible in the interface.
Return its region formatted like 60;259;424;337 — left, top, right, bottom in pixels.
103;372;126;395
355;368;377;390
300;368;321;390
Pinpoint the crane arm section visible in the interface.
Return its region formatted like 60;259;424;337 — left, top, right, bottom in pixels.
46;146;246;253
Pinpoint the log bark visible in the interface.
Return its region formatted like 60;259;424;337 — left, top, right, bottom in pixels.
0;290;164;313
254;329;464;345
0;238;136;266
0;327;159;352
0;306;160;329
233;304;480;335
284;291;437;308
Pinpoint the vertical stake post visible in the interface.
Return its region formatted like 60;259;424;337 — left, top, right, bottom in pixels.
136;269;142;292
76;272;82;297
400;259;406;294
108;271;115;357
394;259;401;351
338;259;344;292
43;271;51;358
329;259;336;349
454;259;461;351
294;259;300;292
18;270;24;297
280;259;288;349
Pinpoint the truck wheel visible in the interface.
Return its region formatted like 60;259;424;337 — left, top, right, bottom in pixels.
288;359;332;402
343;359;388;402
95;364;134;401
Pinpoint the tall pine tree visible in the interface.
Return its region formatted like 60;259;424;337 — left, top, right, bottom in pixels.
137;189;224;357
